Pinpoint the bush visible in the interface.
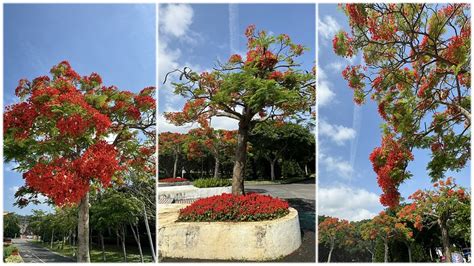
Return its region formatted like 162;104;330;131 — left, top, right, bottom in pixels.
159;177;188;183
5;255;23;263
178;193;289;222
3;245;18;259
193;177;232;188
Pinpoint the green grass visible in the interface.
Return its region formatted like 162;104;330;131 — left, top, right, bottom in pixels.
3;244;18;259
193;177;232;188
38;241;153;263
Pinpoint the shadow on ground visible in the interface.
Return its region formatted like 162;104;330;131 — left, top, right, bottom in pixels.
161;198;315;263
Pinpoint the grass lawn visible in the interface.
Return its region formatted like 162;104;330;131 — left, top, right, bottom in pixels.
37;241;154;263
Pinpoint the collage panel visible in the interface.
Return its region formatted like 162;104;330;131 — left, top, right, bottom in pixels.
157;3;316;262
3;4;157;263
317;3;471;263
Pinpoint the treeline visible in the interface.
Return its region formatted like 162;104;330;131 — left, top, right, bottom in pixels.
318;178;470;263
159;121;315;181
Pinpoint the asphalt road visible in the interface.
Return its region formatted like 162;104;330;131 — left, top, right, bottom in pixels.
12;239;75;263
162;181;316;262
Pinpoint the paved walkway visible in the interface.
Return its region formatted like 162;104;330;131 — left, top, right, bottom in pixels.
12;239;75;263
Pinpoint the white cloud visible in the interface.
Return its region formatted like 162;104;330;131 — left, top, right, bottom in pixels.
319;120;356;146
158;114;198;133
319;152;354;179
9;186;20;193
318;186;382;221
211;116;238;130
159;4;194;38
318;67;336;106
318;15;341;40
327;61;345;72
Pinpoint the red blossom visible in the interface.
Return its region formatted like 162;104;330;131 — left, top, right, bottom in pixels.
178;193;289;222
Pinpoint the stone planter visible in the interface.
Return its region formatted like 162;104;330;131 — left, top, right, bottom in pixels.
158;185;232;200
158;204;301;261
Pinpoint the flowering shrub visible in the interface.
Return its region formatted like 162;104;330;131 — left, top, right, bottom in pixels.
193;177;232;188
178;193;289;222
160;177;188;183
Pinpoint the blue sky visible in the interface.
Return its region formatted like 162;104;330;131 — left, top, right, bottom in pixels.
317;4;471;221
158;3;315;133
3;4;156;215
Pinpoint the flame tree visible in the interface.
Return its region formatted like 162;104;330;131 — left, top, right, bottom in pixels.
398;177;470;262
164;25;315;195
333;4;471;208
318;217;354;262
4;61;155;262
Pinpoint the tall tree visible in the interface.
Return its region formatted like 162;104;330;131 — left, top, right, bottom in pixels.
164;25;315;194
250;121;314;180
3;61;155;262
159;132;186;178
4;213;21;238
398;177;470;262
185;128;237;178
333;4;470;207
318;217;354;262
360;211;413;262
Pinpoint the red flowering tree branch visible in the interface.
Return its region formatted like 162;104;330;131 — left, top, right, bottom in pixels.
334;4;471;207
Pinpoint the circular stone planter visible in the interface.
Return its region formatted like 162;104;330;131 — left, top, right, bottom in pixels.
158;204;301;261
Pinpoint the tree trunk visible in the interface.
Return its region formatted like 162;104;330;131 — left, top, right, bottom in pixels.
143;206;156;262
270;158;276;181
327;240;335;262
214;157;220;178
429;247;434;262
130;223;144;263
384;238;389;263
120;226;127;262
173;152;178;178
439;218;452;262
100;232;106;262
77;192;90;262
232;120;250;195
50;228;54;249
305;164;309;176
407;243;412;262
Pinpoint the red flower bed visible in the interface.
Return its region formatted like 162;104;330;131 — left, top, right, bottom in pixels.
160;177;188;183
178;193;290;222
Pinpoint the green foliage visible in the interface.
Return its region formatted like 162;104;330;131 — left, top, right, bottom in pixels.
3;245;19;258
3;213;20;238
193;178;232;188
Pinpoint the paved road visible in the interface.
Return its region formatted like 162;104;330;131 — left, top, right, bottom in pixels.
245;181;315;200
12;239;75;263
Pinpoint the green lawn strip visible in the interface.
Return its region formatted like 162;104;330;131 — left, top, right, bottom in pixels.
37;241;153;262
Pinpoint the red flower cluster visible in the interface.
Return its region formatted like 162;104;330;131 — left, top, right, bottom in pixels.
178;193;289;222
74;141;120;186
4;102;38;139
160;177;188;183
23;140;119;206
228;54;242;64
57;114;89;137
24;158;90;206
333;31;353;58
346;4;367;26
369;134;414;208
245;47;278;70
